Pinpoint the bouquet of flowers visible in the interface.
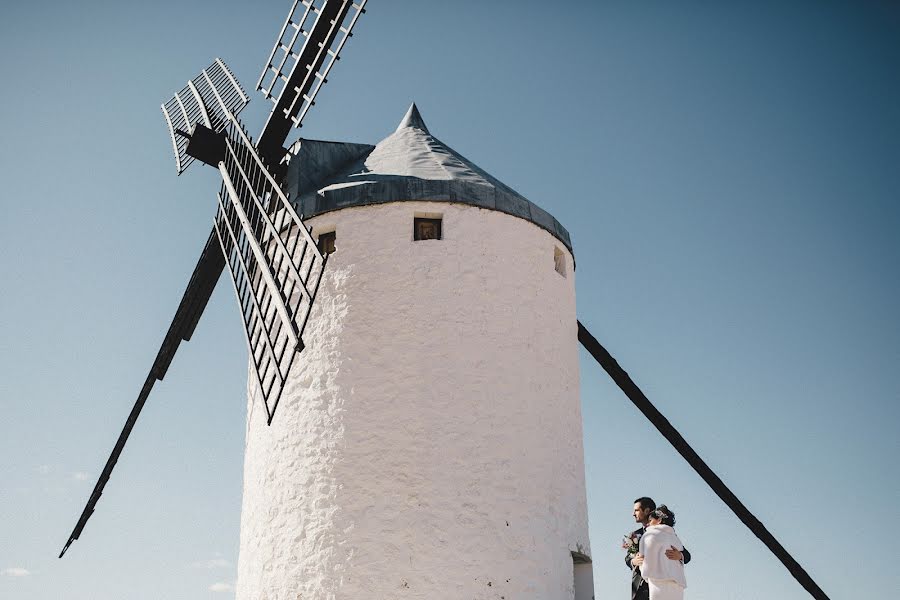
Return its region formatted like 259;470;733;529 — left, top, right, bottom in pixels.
622;531;640;558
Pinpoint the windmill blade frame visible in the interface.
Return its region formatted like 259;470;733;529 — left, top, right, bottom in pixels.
58;234;225;558
255;0;367;164
162;58;249;175
60;0;367;559
577;320;831;600
214;117;327;424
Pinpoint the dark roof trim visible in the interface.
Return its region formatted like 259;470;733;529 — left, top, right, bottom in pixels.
294;178;573;253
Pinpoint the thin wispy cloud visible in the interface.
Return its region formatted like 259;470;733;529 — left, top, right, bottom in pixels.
71;471;90;481
37;465;50;474
209;582;234;593
191;558;231;569
1;567;31;577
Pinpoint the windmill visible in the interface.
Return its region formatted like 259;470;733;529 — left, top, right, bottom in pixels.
59;0;367;559
58;2;831;599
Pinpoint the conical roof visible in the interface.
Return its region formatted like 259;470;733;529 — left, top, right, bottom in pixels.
287;104;572;251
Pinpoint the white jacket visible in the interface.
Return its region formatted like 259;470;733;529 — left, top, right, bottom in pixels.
639;524;687;588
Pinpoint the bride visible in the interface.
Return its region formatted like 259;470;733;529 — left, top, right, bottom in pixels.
638;505;687;600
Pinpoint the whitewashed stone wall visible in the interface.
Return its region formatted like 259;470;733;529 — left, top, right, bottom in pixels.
236;201;590;599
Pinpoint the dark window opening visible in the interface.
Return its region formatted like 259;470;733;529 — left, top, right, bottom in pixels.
572;551;594;600
317;231;336;255
414;217;442;241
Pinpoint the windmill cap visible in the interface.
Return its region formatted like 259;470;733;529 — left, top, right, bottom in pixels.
286;104;573;254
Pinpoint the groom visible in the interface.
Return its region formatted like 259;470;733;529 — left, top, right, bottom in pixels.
626;496;691;600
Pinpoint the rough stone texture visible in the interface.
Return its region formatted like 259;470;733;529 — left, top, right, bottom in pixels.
236;201;590;599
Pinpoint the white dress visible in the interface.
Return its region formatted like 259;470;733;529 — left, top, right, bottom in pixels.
639;524;687;600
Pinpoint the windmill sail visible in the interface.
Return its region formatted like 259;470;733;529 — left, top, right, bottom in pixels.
58;235;225;558
60;0;366;559
162;58;250;175
255;0;367;163
577;321;831;600
214;119;326;424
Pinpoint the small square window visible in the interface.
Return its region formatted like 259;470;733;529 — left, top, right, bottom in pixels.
414;217;442;241
317;231;336;255
554;247;566;277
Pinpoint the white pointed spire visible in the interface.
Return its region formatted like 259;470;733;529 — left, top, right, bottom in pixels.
395;102;429;133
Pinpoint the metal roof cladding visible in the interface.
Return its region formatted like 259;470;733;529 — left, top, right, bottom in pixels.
285;103;573;253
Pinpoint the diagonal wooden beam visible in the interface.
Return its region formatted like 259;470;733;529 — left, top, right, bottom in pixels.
576;320;830;600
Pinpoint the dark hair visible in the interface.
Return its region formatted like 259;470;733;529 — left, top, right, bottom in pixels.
634;497;656;511
650;504;676;526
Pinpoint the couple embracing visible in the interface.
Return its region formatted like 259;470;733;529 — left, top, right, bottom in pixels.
624;497;690;600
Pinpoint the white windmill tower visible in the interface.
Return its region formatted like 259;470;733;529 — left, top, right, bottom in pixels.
237;102;593;599
60;2;832;599
59;1;594;597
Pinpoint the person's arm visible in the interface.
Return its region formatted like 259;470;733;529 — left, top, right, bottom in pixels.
633;533;648;572
664;544;690;563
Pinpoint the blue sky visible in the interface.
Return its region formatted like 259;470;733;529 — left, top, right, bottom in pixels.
1;1;897;598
